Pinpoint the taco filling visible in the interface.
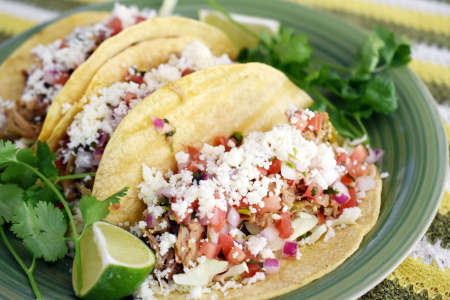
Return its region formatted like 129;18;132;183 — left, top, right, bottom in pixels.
131;107;377;298
55;41;232;199
1;4;156;138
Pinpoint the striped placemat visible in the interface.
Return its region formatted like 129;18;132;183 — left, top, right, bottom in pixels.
0;0;448;299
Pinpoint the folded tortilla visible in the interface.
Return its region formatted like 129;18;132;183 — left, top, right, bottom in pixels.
39;16;238;147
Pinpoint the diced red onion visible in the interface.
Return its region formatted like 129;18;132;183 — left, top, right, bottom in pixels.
152;117;164;131
44;70;59;84
219;222;229;235
146;214;156;228
260;226;279;242
333;193;349;204
282;241;298;258
366;147;384;163
227;207;240;228
264;258;280;274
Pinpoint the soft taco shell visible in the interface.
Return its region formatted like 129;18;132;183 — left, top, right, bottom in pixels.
39;16;238;146
92;62;382;298
0;11;109;106
45;35;232;149
93;62;313;226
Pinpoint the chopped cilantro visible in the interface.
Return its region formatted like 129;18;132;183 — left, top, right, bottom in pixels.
193;170;203;183
164;130;176;137
230;131;243;145
324;187;339;195
285;161;296;169
311;186;318;196
158;196;169;206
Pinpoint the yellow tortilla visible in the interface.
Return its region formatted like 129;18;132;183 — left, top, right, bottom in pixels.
39;16;238;147
44;35;234;150
92;62;382;298
0;11;109;105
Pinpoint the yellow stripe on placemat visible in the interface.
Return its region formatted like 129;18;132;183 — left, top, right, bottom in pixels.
75;0;109;2
388;257;450;298
0;14;37;36
439;191;450;215
409;60;450;87
292;0;450;35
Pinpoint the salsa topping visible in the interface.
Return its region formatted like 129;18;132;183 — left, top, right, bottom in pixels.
133;108;376;297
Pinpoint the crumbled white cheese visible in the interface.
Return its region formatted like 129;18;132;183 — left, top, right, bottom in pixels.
260;247;275;259
247;236;267;256
159;232;176;256
242;272;265;285
0;98;15;131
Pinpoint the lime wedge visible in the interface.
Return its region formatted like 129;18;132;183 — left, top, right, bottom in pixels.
198;9;280;49
72;221;155;300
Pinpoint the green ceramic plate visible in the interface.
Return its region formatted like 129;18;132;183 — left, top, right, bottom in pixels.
0;0;447;299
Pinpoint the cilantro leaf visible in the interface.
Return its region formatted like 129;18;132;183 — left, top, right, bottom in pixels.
11;201;67;262
0;140;17;165
36;141;58;179
374;26;411;67
1;163;36;188
24;184;60;206
0;184;23;225
352;32;385;79
361;74;397;114
79;188;128;228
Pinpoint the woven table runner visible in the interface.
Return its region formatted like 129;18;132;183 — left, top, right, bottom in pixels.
0;0;448;299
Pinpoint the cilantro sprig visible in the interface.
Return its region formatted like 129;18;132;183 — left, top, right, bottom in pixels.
210;0;412;143
0;141;127;299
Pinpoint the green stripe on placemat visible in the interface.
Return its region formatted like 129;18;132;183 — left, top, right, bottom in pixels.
426;213;450;248
0;32;13;44
324;10;450;49
13;0;83;12
425;82;450;104
361;279;435;300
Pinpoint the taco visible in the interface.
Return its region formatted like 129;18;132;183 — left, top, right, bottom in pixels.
0;4;157;140
50;36;235;201
38;16;237;146
91;62;382;298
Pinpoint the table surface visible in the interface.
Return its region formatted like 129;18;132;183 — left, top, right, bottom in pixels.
0;0;448;299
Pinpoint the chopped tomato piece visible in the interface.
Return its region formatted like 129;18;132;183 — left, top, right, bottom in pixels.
181;68;194;77
214;136;232;151
307;113;322;132
54;73;70;85
107;17;123;36
267;158;282;174
218;234;234;256
199;241;220;259
257;167;268;176
210;207;227;232
350;145;368;164
341;174;354;186
303;183;323;199
335;152;348;166
342;187;357;209
259;195;281;214
126;74;145;85
276;213;294;239
124;92;137;104
226;246;246;264
317;210;325;225
287;179;295;186
243;263;262;278
135;15;146;23
292;111;309;131
187;146;200;160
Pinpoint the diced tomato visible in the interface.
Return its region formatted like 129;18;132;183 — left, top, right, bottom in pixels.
350;145;368;164
126;74;145;85
287;179;295;186
275;213;294;239
258;167;268;177
243;263;262;278
342;187;357;209
214;136;232;151
181;68;194;77
199;241;220;259
226;246;246;264
135;15;146;23
335;152;348;166
107;17;123;36
341;174;354;186
210;207;227;233
124;92;137;104
267;158;282;174
292;111;309;131
307;113;322;132
59;39;68;49
303;183;323;199
259;195;281;214
54;73;70;85
187;146;200;160
317;210;325;225
218;234;234;256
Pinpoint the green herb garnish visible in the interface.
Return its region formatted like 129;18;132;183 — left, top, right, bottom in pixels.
230;131;243;145
324;187;339;195
285;161;296;169
164;130;176;137
311;186;318;196
0;141;127;299
193;170;203;183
